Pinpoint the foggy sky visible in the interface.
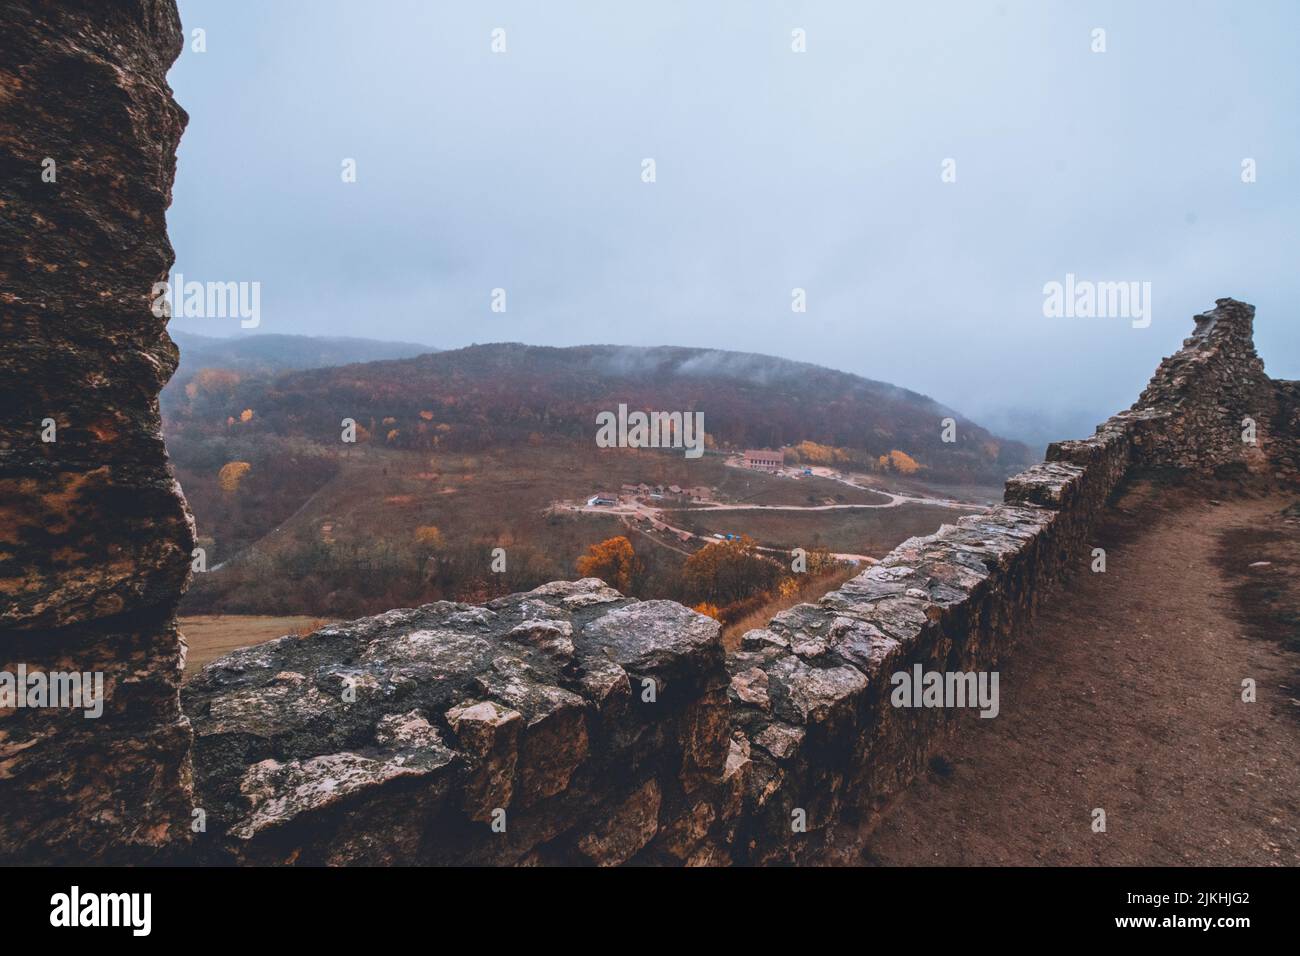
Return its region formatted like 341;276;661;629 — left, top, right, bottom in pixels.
166;0;1300;435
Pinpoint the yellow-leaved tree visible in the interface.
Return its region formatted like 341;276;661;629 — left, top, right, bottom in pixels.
413;525;445;549
878;449;921;474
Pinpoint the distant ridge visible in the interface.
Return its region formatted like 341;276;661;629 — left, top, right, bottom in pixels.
170;330;436;372
163;331;437;408
170;341;1035;484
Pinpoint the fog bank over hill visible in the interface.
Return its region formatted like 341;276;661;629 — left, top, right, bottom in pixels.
170;331;436;374
163;331;437;408
167;340;1035;485
167;0;1300;425
166;331;1109;451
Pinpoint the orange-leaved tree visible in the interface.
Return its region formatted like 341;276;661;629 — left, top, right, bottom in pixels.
576;535;642;593
217;461;251;494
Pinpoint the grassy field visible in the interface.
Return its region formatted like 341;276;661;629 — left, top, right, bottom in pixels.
662;502;982;555
180;615;329;679
701;470;890;507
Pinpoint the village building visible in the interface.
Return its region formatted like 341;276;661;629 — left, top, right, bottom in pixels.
743;448;784;472
586;492;618;506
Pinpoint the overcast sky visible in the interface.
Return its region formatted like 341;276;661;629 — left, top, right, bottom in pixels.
167;0;1299;434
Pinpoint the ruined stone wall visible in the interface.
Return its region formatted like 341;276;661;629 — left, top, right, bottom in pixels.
1101;298;1296;482
181;299;1295;866
1275;380;1300;480
0;0;194;863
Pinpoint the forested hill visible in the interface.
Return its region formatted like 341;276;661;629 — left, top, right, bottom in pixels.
165;342;1034;483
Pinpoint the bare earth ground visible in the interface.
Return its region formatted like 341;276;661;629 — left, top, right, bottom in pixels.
863;481;1300;866
180;615;326;679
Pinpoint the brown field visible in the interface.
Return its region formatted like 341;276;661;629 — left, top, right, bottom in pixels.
190;444;897;593
183;440;997;618
704;472;891;507
180;615;329;679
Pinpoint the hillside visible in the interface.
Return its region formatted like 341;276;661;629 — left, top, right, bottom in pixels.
162;330;436;411
166;342;1034;484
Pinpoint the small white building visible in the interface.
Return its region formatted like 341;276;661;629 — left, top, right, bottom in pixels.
743;448;784;472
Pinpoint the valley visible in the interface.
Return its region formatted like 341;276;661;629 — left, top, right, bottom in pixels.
164;337;1023;641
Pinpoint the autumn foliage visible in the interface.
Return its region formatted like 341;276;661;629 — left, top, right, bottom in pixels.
575;535;643;593
877;449;922;474
217;460;251;493
413;525;445;549
681;536;782;606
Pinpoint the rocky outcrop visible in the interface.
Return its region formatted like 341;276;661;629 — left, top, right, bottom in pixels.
183;582;729;864
0;0;194;862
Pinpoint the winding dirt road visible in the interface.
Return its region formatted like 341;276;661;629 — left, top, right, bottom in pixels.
557;463;982;563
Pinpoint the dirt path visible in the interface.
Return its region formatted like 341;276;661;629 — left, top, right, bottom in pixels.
862;483;1300;866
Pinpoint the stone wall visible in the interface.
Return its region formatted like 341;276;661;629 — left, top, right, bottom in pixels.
0;0;194;863
181;298;1296;866
178;449;1119;865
